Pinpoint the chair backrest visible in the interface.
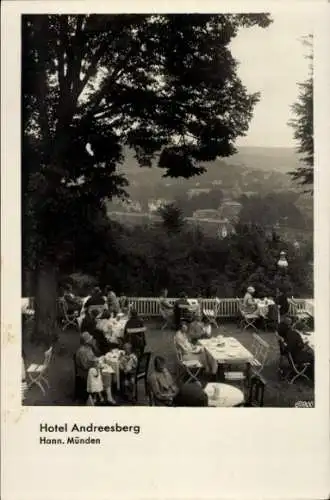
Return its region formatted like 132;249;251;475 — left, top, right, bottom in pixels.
246;374;266;407
136;351;151;377
275;331;288;355
251;333;270;368
44;346;53;368
126;327;146;335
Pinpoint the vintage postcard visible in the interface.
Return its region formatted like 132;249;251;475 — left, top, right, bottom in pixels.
1;1;329;499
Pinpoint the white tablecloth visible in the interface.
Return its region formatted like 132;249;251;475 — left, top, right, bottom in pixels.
299;331;314;351
255;299;275;318
198;336;254;365
305;299;314;317
204;382;245;407
100;350;124;390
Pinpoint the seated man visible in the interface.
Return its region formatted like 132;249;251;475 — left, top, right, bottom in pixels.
173;382;209;407
188;315;205;342
124;309;146;355
278;317;314;378
63;284;82;314
85;286;106;309
119;343;138;400
174;292;193;329
148;356;178;406
159;288;173;310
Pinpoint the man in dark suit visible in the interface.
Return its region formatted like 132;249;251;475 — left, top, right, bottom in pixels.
278;317;314;378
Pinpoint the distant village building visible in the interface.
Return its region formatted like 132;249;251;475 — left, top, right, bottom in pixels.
148;199;171;213
193;209;221;220
187;188;211;199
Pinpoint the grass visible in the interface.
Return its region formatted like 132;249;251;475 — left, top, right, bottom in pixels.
23;319;314;407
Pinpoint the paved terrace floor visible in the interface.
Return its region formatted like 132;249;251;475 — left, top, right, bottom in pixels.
23;320;314;407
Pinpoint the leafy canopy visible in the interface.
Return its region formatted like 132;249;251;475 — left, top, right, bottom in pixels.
22;14;272;262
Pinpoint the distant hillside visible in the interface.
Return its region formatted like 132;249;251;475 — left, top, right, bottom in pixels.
119;146;301;176
225;146;301;174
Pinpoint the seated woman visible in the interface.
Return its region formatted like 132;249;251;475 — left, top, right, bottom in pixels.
105;288;120;316
174;323;215;373
148;356;178;406
119;343;138;400
243;286;258;314
124;309;146;355
75;332;97;402
173;382;209;407
201;315;212;338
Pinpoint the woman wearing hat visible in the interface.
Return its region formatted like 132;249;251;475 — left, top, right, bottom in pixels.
243;286;258;314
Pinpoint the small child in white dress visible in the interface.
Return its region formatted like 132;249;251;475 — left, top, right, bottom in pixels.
86;359;104;405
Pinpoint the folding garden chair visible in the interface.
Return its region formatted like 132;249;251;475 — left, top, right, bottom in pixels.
286;351;311;384
58;298;79;330
174;341;202;384
132;351;151;402
245;374;266;407
289;297;311;330
159;303;173;330
126;326;147;356
202;300;219;328
250;333;270;375
26;346;53;396
238;300;259;331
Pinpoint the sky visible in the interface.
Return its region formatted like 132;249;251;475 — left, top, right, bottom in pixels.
231;11;313;148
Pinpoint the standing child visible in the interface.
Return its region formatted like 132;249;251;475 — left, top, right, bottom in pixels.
86;359;104;405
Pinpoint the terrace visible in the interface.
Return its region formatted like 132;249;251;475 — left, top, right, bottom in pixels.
23;297;314;407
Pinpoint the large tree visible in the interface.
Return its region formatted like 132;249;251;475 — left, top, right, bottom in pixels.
22;14;272;341
288;35;313;191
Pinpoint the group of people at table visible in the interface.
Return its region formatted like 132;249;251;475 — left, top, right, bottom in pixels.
65;285;211;406
62;283;314;406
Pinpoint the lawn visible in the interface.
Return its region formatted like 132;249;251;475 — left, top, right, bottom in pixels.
23;319;314;407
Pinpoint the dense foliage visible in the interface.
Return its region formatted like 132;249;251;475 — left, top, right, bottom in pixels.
22;13;274;338
288;36;313;191
54;215;312;299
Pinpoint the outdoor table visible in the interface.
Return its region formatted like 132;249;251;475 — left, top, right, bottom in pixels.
198;336;254;379
255;298;275;318
204;382;245;407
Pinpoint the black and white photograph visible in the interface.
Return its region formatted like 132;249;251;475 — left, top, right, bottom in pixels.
20;11;316;408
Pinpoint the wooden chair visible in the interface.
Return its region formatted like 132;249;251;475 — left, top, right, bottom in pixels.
133;351;151;402
245;374;266;407
250;333;270;375
238;300;259;331
174;341;202;384
125;326;146;356
58;298;79;330
275;333;311;384
26;346;53;396
202;299;219;328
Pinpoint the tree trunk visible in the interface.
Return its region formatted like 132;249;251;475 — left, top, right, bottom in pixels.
33;257;58;345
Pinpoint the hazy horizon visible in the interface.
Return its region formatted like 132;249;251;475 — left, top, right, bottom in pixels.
232;11;313;149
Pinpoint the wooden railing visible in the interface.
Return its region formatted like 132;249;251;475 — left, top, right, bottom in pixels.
126;297;308;318
22;296;310;318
